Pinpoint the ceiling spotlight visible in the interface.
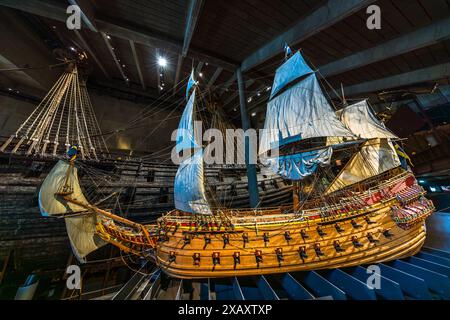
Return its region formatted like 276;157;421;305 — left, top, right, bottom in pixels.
8;88;12;91
106;35;111;40
251;112;256;117
247;97;252;103
257;91;261;97
199;72;203;78
158;57;167;67
122;64;126;68
266;86;271;91
69;46;76;52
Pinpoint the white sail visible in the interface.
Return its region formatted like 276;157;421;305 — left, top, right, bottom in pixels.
337;100;398;139
175;89;199;153
325;138;401;194
266;147;333;180
38;160;106;262
39;160;90;216
174;149;211;214
259;73;355;155
270;51;314;99
65;215;106;263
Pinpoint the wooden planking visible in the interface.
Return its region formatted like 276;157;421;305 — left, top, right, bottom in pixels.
93;0;187;40
156;209;428;278
191;0;321;62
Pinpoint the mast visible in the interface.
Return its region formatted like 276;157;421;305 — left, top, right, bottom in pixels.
0;63;108;160
259;49;355;181
325;100;402;194
173;71;211;214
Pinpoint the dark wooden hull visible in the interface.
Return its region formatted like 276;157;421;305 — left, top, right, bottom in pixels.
89;170;434;279
155;201;429;279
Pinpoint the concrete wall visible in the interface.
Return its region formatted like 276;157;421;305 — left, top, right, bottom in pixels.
89;93;179;155
0;95;35;137
0;92;180;155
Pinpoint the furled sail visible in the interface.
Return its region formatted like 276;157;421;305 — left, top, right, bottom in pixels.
266;147;333;180
175;89;199;153
38;160;106;262
325;138;401;194
174;149;211;214
270;51;314;99
173;77;211;214
259;73;355;155
337;100;398;139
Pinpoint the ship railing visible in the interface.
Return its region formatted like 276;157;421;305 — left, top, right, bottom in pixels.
160;173;423;226
392;199;435;228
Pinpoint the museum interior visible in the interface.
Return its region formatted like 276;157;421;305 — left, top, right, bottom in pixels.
0;0;449;301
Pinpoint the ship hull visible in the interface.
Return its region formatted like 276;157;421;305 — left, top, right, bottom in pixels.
156;201;430;279
91;170;433;279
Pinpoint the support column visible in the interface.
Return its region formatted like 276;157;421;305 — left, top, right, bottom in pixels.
236;67;260;208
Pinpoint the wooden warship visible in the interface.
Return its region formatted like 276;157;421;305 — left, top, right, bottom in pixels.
36;49;434;279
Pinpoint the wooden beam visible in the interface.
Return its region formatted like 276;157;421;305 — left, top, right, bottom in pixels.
0;0;237;71
129;40;146;90
96;17;237;72
219;74;236;96
240;0;374;73
182;0;204;57
172;0;203;95
101;32;127;82
195;61;204;76
0;0;66;23
207;67;223;88
0;7;60;90
338;62;450;98
173;54;183;95
74;30;110;79
320;17;450;77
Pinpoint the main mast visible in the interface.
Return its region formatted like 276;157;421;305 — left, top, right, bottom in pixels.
259;48;355;182
259;45;404;201
173;71;211;215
